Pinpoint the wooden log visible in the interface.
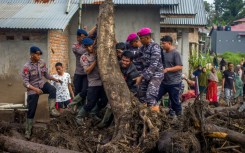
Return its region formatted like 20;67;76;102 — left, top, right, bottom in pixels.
204;124;245;147
0;135;80;153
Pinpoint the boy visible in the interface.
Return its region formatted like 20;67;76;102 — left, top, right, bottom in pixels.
97;51;140;128
76;38;108;125
51;62;74;111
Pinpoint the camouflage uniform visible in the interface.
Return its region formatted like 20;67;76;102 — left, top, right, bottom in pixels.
138;42;164;106
128;46;143;73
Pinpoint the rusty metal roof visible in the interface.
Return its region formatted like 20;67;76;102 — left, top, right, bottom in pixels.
0;0;79;30
82;0;180;5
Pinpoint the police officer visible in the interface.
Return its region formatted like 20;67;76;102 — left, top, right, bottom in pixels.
134;28;164;112
68;29;89;111
71;29;89;100
22;46;62;139
76;38;108;125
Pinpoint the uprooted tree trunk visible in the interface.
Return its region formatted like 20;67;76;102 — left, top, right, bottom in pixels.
96;0;137;151
96;0;161;152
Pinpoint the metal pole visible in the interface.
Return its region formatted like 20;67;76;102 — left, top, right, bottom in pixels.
78;0;83;29
66;0;72;14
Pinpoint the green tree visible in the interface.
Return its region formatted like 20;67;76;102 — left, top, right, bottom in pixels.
204;1;216;27
213;0;244;24
204;1;211;12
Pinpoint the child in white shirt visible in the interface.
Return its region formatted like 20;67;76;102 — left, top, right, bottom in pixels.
51;62;74;111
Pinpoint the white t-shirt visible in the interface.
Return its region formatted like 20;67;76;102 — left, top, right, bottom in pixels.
51;72;72;102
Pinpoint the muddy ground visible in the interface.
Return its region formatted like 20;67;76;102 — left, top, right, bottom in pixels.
0;98;244;153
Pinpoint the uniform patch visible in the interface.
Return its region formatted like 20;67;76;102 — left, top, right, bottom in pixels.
31;70;38;75
23;67;29;75
75;44;81;49
82;56;88;62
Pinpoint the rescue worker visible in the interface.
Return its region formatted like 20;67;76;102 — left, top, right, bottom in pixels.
68;29;89;111
21;46;62;139
134;27;164;112
157;36;183;117
97;51;140;128
76;38;108;125
126;32;143;72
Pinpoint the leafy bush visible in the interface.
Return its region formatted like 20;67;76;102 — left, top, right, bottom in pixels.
221;52;245;65
189;50;213;72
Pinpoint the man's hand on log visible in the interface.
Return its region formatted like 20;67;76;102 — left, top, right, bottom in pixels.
134;76;143;86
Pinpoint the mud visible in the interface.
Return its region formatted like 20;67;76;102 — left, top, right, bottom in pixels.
0;100;244;153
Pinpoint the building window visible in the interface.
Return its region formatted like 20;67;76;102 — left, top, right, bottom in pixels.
22;36;30;41
238;40;241;42
6;36;14;40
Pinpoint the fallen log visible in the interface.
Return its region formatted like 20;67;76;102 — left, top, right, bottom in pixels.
204;124;245;147
0;135;80;153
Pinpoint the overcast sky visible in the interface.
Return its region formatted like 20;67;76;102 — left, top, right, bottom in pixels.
205;0;214;4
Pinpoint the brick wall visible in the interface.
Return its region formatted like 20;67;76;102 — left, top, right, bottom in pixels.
48;29;69;74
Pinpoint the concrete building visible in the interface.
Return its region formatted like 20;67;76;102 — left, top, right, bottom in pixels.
209;19;245;54
0;0;78;104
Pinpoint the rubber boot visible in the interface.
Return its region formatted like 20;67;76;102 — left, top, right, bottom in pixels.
97;108;113;128
68;94;83;108
76;98;86;113
49;99;60;117
25;119;33;140
76;107;88;125
90;104;102;122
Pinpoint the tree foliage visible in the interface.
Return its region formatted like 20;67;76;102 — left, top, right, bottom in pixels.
213;0;244;25
205;0;244;26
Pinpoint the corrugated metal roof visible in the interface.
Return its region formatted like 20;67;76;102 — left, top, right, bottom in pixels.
0;0;79;30
160;0;207;26
82;0;180;5
234;18;245;23
0;0;79;4
160;0;195;15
